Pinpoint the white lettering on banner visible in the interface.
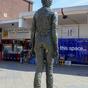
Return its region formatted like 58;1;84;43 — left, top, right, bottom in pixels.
60;46;68;50
69;47;83;51
60;46;87;51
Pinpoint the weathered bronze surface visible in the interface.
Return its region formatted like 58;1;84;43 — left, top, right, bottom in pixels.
31;0;57;88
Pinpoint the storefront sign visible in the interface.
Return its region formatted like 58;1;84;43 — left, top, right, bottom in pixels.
3;28;30;39
3;31;8;38
4;28;29;33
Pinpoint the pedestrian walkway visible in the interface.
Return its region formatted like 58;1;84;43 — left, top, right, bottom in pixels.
0;61;88;88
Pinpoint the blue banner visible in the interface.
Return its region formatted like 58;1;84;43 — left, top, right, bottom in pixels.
58;38;88;64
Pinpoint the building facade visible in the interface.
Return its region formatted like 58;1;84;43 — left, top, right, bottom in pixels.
0;0;33;40
20;5;88;39
0;3;88;64
0;0;33;61
19;5;88;64
0;0;33;20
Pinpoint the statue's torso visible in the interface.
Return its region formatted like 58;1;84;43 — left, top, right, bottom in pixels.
34;7;55;49
34;7;54;35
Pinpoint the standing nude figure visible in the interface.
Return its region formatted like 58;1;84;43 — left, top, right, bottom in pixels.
31;0;57;88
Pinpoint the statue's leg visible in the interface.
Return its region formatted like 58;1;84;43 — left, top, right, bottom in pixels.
45;51;54;88
34;47;44;88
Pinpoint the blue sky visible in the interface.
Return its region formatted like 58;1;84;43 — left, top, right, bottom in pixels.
33;0;88;11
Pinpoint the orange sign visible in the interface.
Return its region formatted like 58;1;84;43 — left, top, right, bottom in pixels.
3;31;8;38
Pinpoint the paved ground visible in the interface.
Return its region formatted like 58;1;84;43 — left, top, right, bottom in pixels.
0;61;88;88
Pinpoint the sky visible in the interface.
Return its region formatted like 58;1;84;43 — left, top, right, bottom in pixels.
33;0;88;11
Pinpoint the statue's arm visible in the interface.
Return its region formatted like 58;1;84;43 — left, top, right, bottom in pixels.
51;13;57;55
31;15;36;52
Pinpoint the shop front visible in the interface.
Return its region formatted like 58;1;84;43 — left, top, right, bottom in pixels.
0;25;32;62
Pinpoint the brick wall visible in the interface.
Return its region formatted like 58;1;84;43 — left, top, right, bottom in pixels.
0;0;33;20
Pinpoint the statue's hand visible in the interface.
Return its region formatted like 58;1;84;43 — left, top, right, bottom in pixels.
54;51;58;58
53;44;58;58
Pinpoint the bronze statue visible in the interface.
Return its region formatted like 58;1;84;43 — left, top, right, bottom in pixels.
31;0;57;88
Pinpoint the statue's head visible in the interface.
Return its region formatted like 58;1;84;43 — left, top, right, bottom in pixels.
41;0;52;7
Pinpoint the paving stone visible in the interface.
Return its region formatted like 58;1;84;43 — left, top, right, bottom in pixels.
0;61;88;88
